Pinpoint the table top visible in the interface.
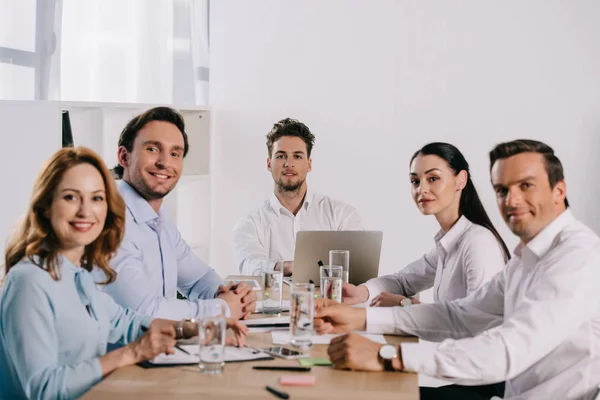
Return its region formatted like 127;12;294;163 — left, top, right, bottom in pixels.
83;280;419;399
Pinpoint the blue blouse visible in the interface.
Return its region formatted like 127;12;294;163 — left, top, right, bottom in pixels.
0;256;153;399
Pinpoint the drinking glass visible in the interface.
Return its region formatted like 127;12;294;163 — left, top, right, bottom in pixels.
329;250;350;283
197;302;227;374
262;271;283;314
319;265;343;302
290;283;314;348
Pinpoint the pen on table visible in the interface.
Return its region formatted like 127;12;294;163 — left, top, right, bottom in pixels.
253;366;311;372
140;325;191;355
266;385;290;399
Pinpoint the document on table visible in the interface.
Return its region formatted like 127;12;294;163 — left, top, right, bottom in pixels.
144;345;273;366
254;300;291;313
271;331;387;345
242;316;290;327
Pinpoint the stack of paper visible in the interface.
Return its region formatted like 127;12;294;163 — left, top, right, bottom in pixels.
254;300;291;313
145;346;273;366
271;331;387;345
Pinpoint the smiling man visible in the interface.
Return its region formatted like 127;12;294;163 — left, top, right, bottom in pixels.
313;139;600;400
94;107;255;322
232;118;363;276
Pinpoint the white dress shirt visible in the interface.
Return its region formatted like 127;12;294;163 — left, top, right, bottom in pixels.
366;210;600;400
363;216;506;302
233;191;363;275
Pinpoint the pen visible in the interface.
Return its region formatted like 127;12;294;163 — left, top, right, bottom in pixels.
253;366;311;372
265;385;290;399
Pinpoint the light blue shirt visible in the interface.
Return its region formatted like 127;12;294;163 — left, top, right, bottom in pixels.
0;256;152;400
95;180;227;320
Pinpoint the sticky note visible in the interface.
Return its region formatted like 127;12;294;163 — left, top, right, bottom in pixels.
280;375;317;386
298;358;332;367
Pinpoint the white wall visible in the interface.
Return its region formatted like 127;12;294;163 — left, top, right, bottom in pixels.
1;101;61;265
209;0;600;279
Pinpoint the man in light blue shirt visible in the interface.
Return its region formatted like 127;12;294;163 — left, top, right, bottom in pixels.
95;107;255;320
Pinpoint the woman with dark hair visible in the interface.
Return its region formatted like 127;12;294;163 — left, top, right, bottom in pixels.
343;142;510;307
0;147;246;399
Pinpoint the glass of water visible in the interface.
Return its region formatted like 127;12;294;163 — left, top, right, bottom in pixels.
290;283;314;348
329;250;350;283
262;271;283;314
320;265;343;302
197;302;227;374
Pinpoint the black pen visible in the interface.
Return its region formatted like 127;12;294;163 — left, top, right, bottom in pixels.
253;366;310;372
266;385;290;399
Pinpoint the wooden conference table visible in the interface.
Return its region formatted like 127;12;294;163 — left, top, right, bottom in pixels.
84;278;419;400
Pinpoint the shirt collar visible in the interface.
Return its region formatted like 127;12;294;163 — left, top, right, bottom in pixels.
269;190;314;216
435;215;473;253
514;209;575;259
118;180;161;225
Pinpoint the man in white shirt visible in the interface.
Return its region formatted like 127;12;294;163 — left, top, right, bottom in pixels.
232;118;363;276
314;139;600;400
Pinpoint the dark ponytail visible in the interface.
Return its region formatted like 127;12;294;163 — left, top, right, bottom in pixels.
411;142;511;261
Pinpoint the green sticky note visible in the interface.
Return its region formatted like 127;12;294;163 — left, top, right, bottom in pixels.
299;358;333;367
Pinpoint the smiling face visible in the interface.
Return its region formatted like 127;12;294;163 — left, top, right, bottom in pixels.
118;120;184;204
267;136;312;192
491;152;566;243
48;163;108;262
409;154;466;217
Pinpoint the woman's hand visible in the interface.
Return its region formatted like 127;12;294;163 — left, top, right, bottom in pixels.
127;320;176;363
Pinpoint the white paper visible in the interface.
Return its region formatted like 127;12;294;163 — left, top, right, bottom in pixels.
248;326;289;334
242;316;290;327
254;300;291;313
271;331;387;345
148;345;272;365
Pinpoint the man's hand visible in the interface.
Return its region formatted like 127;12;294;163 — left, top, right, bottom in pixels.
275;261;294;276
234;282;257;317
342;282;369;305
313;302;367;334
225;318;249;347
217;282;257;320
370;292;405;307
370;293;420;307
327;333;386;371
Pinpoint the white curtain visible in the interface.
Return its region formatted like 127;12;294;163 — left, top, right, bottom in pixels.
0;0;209;105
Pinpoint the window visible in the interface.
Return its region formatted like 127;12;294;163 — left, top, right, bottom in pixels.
0;0;209;104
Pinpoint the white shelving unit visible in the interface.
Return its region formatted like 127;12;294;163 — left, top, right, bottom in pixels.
0;100;212;264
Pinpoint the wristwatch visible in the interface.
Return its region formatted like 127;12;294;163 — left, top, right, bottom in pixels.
378;344;399;371
400;297;413;307
176;318;196;339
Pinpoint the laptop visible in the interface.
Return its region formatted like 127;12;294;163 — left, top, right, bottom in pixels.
292;230;383;286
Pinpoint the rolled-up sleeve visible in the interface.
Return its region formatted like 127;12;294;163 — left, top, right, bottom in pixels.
363;246;438;302
233;216;278;276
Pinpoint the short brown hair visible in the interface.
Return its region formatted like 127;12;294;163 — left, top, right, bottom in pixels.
5;147;126;283
113;107;189;178
266;118;315;158
489;139;569;207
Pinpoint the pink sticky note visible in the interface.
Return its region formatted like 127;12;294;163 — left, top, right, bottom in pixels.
279;375;317;386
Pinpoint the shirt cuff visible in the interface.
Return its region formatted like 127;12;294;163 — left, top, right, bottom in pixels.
365;307;397;334
363;280;385;303
400;342;437;375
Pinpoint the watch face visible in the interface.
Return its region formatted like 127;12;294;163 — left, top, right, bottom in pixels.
400;298;412;307
379;344;398;360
